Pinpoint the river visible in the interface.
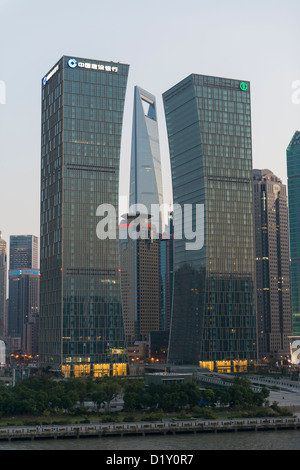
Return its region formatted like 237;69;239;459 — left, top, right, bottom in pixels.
0;430;299;451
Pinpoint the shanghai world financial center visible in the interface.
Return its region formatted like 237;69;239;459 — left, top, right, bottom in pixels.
40;56;258;376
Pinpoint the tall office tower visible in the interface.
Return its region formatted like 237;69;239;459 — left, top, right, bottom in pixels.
0;232;7;336
119;214;161;349
253;169;292;358
10;235;38;270
163;74;257;367
120;86;163;355
287;131;300;336
129;86;164;232
149;214;174;363
8;268;40;354
40;56;129;377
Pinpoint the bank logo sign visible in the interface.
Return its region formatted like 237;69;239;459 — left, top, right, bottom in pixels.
67;58;118;73
68;58;77;68
42;64;59;86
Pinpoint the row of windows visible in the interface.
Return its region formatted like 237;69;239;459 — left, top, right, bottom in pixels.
64;67;128;86
197;97;250;113
195;84;251;103
64;92;125;111
64;130;122;147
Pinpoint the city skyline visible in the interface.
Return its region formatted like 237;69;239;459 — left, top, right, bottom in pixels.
1;0;300;247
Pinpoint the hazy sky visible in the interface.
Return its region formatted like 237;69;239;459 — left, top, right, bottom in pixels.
0;0;299;249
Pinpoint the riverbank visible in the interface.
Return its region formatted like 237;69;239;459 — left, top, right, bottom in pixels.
1;417;300;442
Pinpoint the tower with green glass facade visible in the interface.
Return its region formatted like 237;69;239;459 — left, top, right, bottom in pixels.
163;74;257;367
40;56;129;377
287;131;300;336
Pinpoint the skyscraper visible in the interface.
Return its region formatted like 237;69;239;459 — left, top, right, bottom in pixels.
119;215;160;348
287;131;300;336
163;74;257;367
253;169;292;358
129;86;164;232
8;268;40;355
0;232;7;337
40;56;129;377
120;86;163;351
8;235;39;350
9;235;38;270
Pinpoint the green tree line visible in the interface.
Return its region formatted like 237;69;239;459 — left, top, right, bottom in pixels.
123;378;270;412
0;376;121;417
0;375;271;418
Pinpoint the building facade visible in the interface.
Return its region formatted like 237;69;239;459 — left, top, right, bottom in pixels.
253;169;292;358
8;268;40;355
0;232;7;337
8;235;39;352
163;74;257;365
160;212;174;333
40;56;129;377
119;215;161;349
120;86;165;355
287;131;300;337
9;235;38;270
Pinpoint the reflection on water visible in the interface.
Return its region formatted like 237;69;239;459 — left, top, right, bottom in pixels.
0;430;300;451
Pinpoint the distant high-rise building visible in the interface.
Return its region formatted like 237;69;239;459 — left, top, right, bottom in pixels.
9;235;38;270
287;131;300;336
120;215;161;348
163;74;257;366
40;56;129;377
0;232;7;336
8;235;39;351
8;268;40;355
253;169;292;358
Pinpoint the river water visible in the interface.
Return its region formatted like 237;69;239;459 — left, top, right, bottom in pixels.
0;430;299;451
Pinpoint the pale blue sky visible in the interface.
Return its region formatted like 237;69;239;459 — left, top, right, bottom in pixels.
0;0;299;246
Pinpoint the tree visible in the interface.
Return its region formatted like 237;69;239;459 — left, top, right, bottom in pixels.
91;389;106;411
99;379;121;411
201;389;216;406
123;392;140;412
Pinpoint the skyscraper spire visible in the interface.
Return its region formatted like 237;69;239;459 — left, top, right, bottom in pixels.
129;86;164;232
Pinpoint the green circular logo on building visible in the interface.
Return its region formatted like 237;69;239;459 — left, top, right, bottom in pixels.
240;82;248;91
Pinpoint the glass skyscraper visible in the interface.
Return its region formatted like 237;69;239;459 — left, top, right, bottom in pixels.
163;74;257;367
120;86;163;349
8;235;39;351
287;131;300;336
129;86;164;232
40;56;129;377
10;235;38;270
8;268;40;354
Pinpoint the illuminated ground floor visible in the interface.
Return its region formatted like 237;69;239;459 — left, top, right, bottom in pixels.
199;359;255;374
61;362;128;378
